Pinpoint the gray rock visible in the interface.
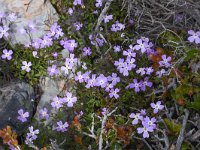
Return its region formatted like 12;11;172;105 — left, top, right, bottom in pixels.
0;0;58;45
0;81;35;135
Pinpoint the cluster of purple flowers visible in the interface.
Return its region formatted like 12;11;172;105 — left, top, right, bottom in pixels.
29;22;64;49
129;101;164;138
126;77;153;92
51;91;77;109
111;21;125;32
75;71;121;99
155;54;172;78
25;126;39;144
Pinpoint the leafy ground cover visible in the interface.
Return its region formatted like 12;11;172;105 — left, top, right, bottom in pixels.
0;0;200;149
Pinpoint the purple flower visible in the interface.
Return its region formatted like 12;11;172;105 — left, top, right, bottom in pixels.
129;113;143;125
61;60;73;75
188;30;200;44
156;69;166;78
111;21;125;32
126;57;136;69
96;74;108;88
83;71;91;82
21;61;32;72
107;73;120;85
101;108;108;115
85;74;97;88
39;108;49;120
51;96;63;109
114;45;121;52
68;8;74;15
28;22;36;32
75;71;84;83
1;49;13;60
109;88;120;99
60;38;78;52
140;109;147;116
137;124;154;138
31;39;40;49
159;55;171;68
95;0;102;7
56;121;69;132
48;65;59;76
150;101;164;114
123;49;136;58
39;35;53;48
145;67;154;75
52;52;58;58
73;0;83;6
129;79;141;92
140;77;153;91
17;109;29;122
0;26;9;38
143;116;157;129
104;14;113;23
25;126;39;144
62;92;77;107
74;22;83;31
136;68;146;76
134;39;148;53
82;47;92;56
8;13;17;22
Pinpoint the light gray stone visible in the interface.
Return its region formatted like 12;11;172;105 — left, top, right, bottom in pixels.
0;0;58;45
0;81;35;135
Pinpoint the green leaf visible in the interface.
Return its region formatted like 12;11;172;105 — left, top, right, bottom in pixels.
164;119;182;136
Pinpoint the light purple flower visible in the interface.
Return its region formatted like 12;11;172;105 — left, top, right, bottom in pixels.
159;54;171;68
48;65;59;76
62;92;77;107
21;61;32;72
134;39;148;53
109;88;120;99
95;0;102;7
136;68;146;76
25;126;39;144
114;45;121;52
140;109;147;116
82;47;92;56
0;26;9;38
156;69;166;78
143;116;157;129
126;57;136;69
61;60;73;75
137;124;154;138
104;14;113;23
145;67;154;75
150;101;164;114
75;71;84;83
188;30;200;44
129;113;143;125
96;74;108;88
123;49;136;58
68;8;74;15
56;121;69;132
107;73;120;85
129;79;141;92
74;22;83;31
17;109;29;122
51;96;63;109
85;74;97;88
140;77;153;91
60;38;78;52
1;49;13;60
39;108;49;120
8;13;17;22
